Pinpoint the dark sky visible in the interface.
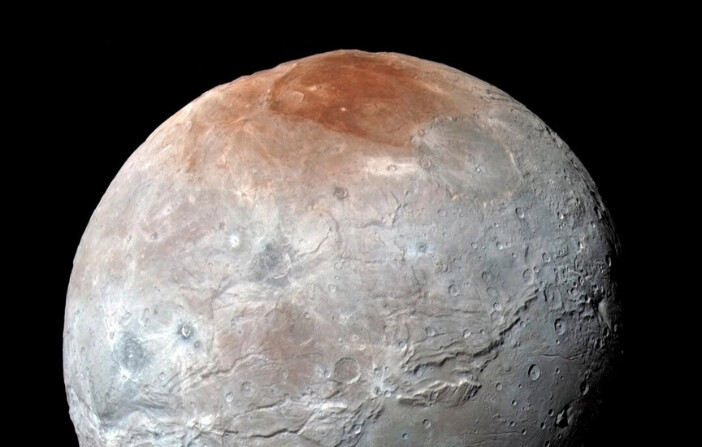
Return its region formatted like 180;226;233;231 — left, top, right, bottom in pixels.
35;24;646;446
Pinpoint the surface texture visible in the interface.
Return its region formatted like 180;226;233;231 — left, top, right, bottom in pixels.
64;50;621;446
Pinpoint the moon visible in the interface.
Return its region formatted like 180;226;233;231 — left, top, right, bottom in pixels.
64;50;621;446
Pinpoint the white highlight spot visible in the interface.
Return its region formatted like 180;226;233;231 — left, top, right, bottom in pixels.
363;156;418;177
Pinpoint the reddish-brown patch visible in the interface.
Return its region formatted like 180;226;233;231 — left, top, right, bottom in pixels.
270;52;442;147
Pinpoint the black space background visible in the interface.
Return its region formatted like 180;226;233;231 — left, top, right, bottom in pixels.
26;22;653;445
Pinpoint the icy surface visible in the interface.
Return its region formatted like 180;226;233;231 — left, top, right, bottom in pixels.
64;50;621;446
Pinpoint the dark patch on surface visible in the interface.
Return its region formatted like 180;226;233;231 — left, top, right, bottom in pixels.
333;186;348;200
117;334;149;372
250;242;291;285
270;52;444;146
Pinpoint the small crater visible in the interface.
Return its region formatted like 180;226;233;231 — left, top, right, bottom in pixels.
554;319;566;335
229;233;241;248
528;364;541;381
117;334;149;372
179;323;193;339
333;357;360;383
333;186;348;200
